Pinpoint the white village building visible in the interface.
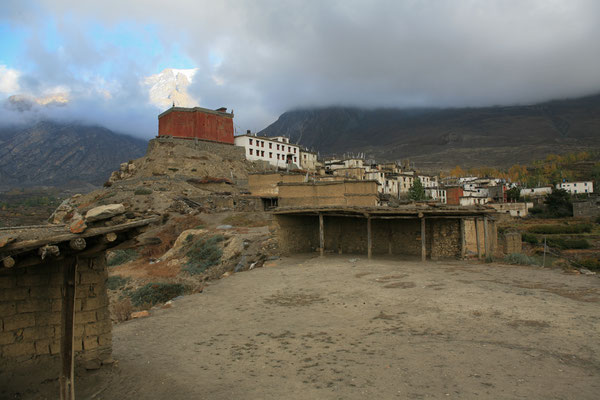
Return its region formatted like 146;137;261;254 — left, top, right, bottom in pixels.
556;181;594;195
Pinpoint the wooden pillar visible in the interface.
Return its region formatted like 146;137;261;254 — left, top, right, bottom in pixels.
421;217;426;262
460;218;466;259
475;218;482;259
367;215;372;259
337;224;343;255
319;213;324;257
388;220;393;255
483;216;489;258
60;257;77;400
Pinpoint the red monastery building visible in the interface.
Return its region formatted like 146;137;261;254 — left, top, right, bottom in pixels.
158;106;234;144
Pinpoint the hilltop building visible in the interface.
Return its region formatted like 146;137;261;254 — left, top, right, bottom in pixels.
158;106;235;144
556;181;594;195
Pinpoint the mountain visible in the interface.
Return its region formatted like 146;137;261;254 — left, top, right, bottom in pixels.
260;94;600;170
0;121;147;190
144;68;199;109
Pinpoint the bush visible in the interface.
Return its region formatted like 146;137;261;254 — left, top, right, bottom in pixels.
130;282;185;307
184;235;224;275
107;249;138;266
578;258;600;271
528;223;592;234
111;298;133;322
546;238;591;249
595;216;600;224
134;187;153;195
528;206;545;215
106;275;130;290
521;233;538;244
504;253;540;266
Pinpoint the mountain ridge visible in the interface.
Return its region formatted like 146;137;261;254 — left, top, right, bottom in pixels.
260;94;600;169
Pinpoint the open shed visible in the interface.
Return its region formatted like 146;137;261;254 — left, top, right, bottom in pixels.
273;206;498;260
0;217;156;399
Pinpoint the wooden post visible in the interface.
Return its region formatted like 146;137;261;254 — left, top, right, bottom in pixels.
318;213;324;257
483;216;489;258
60;257;77;400
475;218;482;259
338;224;343;255
388;220;393;255
421;217;426;262
367;215;372;259
460;218;466;259
2;256;15;268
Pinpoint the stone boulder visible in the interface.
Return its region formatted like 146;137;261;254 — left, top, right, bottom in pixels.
85;204;126;222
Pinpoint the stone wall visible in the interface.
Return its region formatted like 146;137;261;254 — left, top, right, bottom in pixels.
573;198;600;218
149;136;246;161
501;232;522;254
0;255;111;371
275;215;463;259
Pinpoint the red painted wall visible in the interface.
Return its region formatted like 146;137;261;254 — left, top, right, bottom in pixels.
158;109;234;144
446;187;464;205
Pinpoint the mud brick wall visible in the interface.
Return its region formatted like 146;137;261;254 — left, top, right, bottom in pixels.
501;232;522;254
149;137;246;161
0;255;111;368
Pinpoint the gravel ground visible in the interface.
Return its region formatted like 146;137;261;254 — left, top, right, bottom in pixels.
35;255;600;399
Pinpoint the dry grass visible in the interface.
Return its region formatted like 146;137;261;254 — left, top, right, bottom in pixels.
139;215;206;258
111;298;133;322
221;213;269;227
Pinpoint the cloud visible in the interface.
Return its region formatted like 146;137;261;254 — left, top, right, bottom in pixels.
0;65;20;93
1;0;600;135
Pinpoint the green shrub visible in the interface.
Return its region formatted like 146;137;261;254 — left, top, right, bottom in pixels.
108;249;138;267
107;249;138;266
546;238;591;249
595;216;600;224
134;187;153;195
528;206;544;215
183;235;224;275
504;253;540;266
528;223;592;234
106;275;130;290
521;233;538;244
578;258;600;271
130;283;185;307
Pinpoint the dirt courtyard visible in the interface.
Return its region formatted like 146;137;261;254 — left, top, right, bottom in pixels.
63;256;600;398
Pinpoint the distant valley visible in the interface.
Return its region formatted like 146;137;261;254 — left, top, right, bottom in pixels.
260;94;600;171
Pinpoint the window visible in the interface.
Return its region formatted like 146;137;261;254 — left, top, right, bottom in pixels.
294;157;297;162
269;143;272;149
288;146;291;152
261;151;265;157
269;152;272;158
249;139;253;145
277;144;280;150
277;154;280;160
293;148;296;153
262;142;265;148
249;149;253;155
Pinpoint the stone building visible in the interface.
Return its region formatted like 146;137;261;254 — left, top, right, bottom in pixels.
0;216;155;398
234;134;302;169
158;106;234;144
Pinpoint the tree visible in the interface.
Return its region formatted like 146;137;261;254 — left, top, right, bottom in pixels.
507;186;521;202
408;177;426;201
544;189;572;218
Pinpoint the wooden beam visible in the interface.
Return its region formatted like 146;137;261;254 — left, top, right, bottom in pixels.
318;213;324;257
475;218;482;259
460;218;466;259
421;217;426;262
2;256;15;268
59;257;77;400
68;238;86;251
367;215;372;259
483;216;489;258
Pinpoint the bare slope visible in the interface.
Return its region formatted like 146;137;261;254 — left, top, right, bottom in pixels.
260;94;600;169
0;121;147;189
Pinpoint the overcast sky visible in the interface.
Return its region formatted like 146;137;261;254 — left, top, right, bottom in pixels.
1;0;599;137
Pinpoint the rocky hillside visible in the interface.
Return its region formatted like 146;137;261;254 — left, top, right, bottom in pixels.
260;94;600;170
0;121;147;189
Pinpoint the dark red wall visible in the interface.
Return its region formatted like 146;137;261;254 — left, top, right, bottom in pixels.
158;109;234;144
446;187;464;205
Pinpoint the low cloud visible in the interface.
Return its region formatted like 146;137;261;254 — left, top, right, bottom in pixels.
1;1;599;136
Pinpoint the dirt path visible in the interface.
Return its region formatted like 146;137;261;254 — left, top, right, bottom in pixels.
77;256;599;398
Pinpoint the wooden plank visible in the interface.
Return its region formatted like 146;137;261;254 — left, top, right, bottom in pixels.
484;216;489;258
460;218;466;259
318;213;324;257
475;218;482;259
367;216;372;259
59;257;77;400
388;220;393;255
1;217;158;254
421;217;426;262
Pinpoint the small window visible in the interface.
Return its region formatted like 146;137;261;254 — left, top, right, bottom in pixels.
277;144;280;150
269;143;272;149
294;157;297;162
269;152;272;158
277;154;280;160
249;139;253;145
293;148;296;153
261;142;264;148
249;149;253;155
261;151;265;157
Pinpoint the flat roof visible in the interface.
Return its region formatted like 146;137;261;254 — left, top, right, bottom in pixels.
273;205;496;218
158;106;234;119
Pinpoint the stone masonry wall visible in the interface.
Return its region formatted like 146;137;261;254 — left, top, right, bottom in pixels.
0;255;111;369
